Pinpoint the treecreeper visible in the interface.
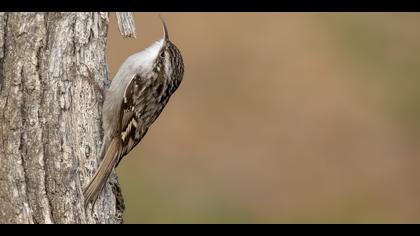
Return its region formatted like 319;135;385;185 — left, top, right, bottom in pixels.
84;16;185;206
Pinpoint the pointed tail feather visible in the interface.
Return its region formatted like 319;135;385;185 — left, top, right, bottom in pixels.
84;137;121;207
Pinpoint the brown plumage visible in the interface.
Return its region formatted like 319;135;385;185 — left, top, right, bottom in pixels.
83;17;184;207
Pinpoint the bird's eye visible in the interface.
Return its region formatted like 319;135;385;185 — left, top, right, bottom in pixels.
160;51;165;58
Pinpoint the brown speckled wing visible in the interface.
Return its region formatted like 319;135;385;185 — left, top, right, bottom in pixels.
117;74;148;166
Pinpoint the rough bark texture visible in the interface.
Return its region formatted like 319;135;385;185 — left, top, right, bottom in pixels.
0;12;132;224
116;12;136;38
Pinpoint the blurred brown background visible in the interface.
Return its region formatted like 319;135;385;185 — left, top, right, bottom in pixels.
107;13;420;223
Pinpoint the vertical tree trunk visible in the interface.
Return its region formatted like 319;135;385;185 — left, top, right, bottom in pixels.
0;12;125;224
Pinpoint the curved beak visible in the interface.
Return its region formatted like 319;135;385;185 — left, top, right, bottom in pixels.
159;15;169;42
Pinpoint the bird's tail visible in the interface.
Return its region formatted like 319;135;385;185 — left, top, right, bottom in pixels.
83;137;121;207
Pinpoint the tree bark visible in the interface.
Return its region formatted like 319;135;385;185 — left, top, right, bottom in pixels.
0;12;132;224
116;12;136;38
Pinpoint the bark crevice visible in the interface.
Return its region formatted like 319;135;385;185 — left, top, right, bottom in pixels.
0;13;8;93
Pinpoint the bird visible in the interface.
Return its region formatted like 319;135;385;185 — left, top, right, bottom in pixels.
83;16;184;206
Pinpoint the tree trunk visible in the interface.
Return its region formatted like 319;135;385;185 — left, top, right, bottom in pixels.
0;12;130;224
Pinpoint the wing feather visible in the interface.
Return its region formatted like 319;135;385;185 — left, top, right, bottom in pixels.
117;74;149;165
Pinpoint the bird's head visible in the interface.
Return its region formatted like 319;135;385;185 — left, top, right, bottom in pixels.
152;16;184;85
